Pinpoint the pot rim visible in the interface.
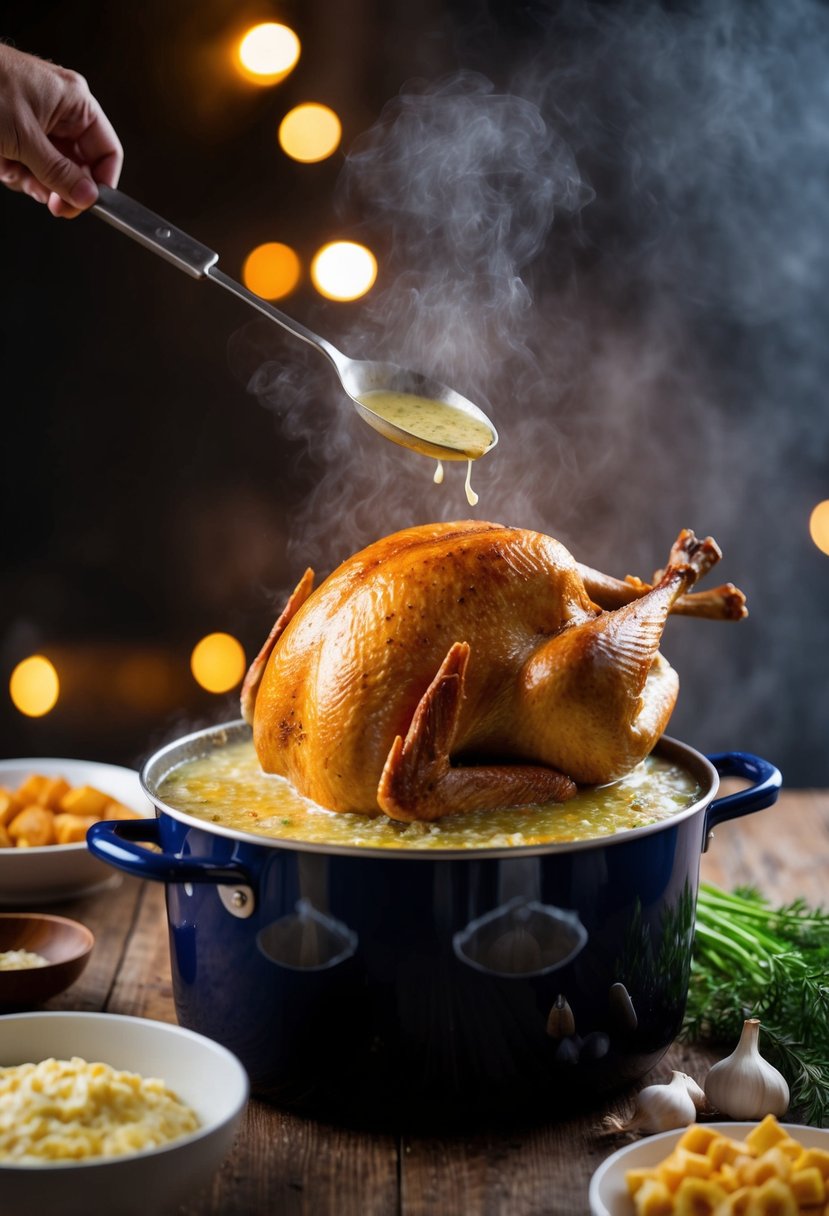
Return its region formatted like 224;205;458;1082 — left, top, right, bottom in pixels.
139;720;720;860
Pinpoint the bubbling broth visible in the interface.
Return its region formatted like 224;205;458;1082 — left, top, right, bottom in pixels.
157;739;701;851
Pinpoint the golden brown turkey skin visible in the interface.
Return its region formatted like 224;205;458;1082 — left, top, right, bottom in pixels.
245;521;744;820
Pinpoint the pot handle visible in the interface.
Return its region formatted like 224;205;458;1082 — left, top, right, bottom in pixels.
86;818;254;886
703;752;782;849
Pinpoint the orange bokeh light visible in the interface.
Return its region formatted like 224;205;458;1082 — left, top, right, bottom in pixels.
279;103;342;163
242;242;301;300
809;500;829;556
9;655;60;717
191;633;246;694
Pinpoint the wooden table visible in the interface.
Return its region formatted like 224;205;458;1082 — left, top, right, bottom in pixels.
24;790;829;1215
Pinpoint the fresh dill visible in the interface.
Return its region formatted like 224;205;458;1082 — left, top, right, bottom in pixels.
682;883;829;1127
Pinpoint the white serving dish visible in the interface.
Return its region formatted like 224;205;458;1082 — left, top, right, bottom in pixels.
0;1011;249;1216
0;757;152;905
589;1120;829;1216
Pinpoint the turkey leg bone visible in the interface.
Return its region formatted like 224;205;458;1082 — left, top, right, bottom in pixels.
521;530;723;785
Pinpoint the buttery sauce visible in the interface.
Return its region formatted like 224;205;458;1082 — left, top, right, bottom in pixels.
355;390;494;507
356;390;494;458
157;739;701;851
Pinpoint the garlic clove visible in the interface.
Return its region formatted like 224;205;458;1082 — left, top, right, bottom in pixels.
676;1070;711;1113
603;1069;698;1136
703;1017;790;1120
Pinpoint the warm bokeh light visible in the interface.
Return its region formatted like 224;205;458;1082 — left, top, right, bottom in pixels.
9;655;60;717
242;241;301;299
190;633;246;694
311;241;378;301
809;499;829;556
278;103;342;163
237;22;300;83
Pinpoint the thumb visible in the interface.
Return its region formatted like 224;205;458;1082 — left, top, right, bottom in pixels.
21;126;98;208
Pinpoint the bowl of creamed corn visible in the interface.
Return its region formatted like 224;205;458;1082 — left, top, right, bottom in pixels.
0;1011;249;1216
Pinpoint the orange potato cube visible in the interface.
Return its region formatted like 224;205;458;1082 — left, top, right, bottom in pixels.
715;1187;754;1216
788;1166;826;1206
708;1136;747;1168
774;1139;804;1163
660;1149;714;1192
634;1178;674;1216
14;774;50;804
658;1153;688;1192
39;776;72;810
745;1176;797;1215
626;1168;657;1197
58;785;110;817
673;1175;726;1215
742;1148;791;1187
679;1125;723;1155
7;805;56;847
0;789;23;827
0;823;12;848
53;813;101;845
101;799;142;820
679;1150;714;1179
745;1116;788;1156
715;1163;742;1193
733;1155;758;1186
793;1149;829;1181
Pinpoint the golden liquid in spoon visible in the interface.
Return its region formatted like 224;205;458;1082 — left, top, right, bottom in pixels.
356;390;494;459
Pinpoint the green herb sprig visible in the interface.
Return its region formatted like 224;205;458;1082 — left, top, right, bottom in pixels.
682;883;829;1126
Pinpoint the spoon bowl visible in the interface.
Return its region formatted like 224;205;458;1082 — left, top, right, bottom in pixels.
340;361;499;461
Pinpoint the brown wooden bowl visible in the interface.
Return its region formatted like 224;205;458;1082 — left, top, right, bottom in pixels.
0;913;94;1009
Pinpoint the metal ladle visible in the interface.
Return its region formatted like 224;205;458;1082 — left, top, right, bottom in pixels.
90;187;498;463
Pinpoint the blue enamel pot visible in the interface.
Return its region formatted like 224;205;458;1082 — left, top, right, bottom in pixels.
87;722;780;1125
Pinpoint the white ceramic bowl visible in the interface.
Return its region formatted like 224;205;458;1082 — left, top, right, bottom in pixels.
0;757;152;905
589;1121;829;1216
0;1011;249;1216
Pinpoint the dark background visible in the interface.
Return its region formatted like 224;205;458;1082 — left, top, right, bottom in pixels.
1;0;827;785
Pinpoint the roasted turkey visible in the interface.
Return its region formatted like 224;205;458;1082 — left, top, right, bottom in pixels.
242;522;746;821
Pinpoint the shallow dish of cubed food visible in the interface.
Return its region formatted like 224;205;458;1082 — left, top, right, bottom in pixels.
0;758;151;905
589;1119;829;1216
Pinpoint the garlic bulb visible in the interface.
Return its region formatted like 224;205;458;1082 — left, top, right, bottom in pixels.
704;1017;790;1119
603;1070;698;1135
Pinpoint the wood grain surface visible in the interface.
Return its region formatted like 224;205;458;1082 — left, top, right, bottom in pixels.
6;789;826;1216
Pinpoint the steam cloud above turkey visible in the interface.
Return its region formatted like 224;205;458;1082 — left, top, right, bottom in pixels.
230;0;829;782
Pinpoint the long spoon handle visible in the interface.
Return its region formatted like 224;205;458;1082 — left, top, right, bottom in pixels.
90;185;219;278
89;186;345;370
206;267;344;370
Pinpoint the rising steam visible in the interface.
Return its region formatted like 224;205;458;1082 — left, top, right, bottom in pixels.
231;0;829;780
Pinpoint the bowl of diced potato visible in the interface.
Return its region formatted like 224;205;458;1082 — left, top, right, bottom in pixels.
0;758;151;905
589;1115;829;1215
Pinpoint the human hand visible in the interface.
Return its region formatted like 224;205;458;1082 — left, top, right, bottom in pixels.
0;43;123;217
